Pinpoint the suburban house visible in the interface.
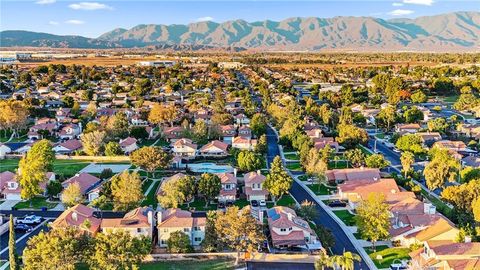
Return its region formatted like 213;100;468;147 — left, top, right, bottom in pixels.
234;113;250;126
156;173;188;197
199;140;229;157
313;137;340;152
53;139;83;154
433;140;469;153
0;171;55;200
217;173;237;203
267;206;321;250
157;208;206;249
171;138;197;159
395;123;421;134
238;126;252;139
27;122;57;140
409;241;480;270
62;173;102;202
119;137;138;154
244;171;268;202
58;124;82;140
100;207;155;238
221;125;236;144
417;132;443;146
51;204;101;234
462;156;480;167
231;136;257;151
162;126;185;142
325;167;381;184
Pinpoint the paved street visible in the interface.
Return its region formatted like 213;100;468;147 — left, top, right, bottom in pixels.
265;126;371;270
247;261;314;270
0;219;50;260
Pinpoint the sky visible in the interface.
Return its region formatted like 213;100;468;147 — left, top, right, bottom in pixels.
1;0;479;38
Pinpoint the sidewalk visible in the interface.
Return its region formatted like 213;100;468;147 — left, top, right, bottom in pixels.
0;200;20;211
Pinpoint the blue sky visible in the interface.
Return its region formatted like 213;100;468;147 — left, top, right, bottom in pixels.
1;0;479;38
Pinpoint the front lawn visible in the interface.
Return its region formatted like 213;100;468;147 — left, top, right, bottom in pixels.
328;160;348;169
0;159;19;172
286;162;302;171
365;246;411;269
140;258;237;270
233;198;249;208
15;197;58;210
307;183;336;195
267;193;297;208
141;181;160;207
284;153;300;161
181;197;217;211
333;210;356;226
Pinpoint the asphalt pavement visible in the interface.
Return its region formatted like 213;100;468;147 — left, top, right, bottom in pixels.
265;126;370;270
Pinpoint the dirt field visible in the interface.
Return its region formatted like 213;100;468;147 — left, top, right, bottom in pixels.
18;57;162;67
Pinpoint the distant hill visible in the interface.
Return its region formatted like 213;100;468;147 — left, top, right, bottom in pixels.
2;12;479;51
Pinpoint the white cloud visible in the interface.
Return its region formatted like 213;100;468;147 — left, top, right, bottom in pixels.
195;16;214;22
35;0;56;4
68;2;113;10
65;19;85;25
392;3;404;6
49;21;59;25
388;9;415;16
403;0;434;6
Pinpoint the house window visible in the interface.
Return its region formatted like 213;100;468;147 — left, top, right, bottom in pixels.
194;226;201;231
280;228;286;232
163;229;168;233
183;228;190;233
137;228;142;233
194;237;202;242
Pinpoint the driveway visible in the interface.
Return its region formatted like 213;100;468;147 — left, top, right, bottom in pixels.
0;200;20;211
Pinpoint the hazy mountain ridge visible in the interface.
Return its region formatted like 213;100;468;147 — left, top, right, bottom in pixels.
1;12;479;51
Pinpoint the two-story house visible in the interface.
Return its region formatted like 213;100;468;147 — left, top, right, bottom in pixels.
409;241;480;270
119;137;138;154
217;173;237;203
244;171;268;202
231;136;257;151
220;125;236;144
157;209;206;249
171;138;197;159
199;140;229;157
100;207;155;238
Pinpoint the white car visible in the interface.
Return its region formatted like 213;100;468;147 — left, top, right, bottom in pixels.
259;200;267;207
17;215;42;225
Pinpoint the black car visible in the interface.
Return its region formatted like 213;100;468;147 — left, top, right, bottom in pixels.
226;201;234;207
218;202;226;209
14;223;33;233
328;200;347;207
251;200;259;207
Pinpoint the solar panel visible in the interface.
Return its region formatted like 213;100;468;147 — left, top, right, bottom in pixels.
267;208;280;221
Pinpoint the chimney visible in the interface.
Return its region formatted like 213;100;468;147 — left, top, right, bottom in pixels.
72;212;78;221
234;168;237;178
465;236;472;243
423;203;436;215
147;210;154;226
257;170;261;175
287;212;293;221
157;211;163;223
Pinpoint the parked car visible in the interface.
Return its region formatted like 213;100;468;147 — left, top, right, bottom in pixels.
226;201;234;208
14;223;33;233
251;200;259;207
218;202;226;209
393;148;401;153
17;215;41;225
328;200;347;207
259;200;266;207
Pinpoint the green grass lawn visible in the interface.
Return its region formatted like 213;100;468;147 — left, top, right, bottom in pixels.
365;246;411;269
328;160;348;169
439;95;459;103
333;210;356;226
284;153;300;160
266;193;297;208
0;159;19;172
358;145;373;156
141;181;160;207
140;259;237;270
141;179;154;194
233;198;249;208
15;197;58;210
307;183;336;195
353;232;362;239
181;197;217;211
286;162;302;171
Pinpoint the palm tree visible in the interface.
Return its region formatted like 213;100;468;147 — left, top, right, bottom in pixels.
314;252;332;270
338;251;362;270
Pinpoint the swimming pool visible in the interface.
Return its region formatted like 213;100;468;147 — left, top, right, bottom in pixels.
187;163;234;173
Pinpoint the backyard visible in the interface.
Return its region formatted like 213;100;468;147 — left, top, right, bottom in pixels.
307;183;337;195
180;197;217;211
141;181;160;207
0;158;91;177
14;197;58;210
365;245;411;269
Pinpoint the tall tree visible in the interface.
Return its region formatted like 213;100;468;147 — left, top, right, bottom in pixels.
198;173;221;207
61;182;83;207
110;171;143;211
400;151;415;179
81;130;106;156
131;146;172;178
250;113;267;137
356;193;390;251
89;231;150;270
9;214;18;270
237;151;263;172
424;149;460;190
365;154;390;169
264;156;293;205
148;103;178;127
332;251;362;270
167;231;193;253
201;211;220;252
215;206;265;264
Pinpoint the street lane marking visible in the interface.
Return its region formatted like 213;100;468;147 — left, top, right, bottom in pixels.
0;219;50;256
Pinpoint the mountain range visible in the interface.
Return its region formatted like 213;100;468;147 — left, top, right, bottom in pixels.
1;12;479;51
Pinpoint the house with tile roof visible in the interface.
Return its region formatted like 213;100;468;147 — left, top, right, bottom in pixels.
101;207;155;238
409;240;480;270
162;126;185;143
244;171;268;202
0;171;55;200
171;138;197;159
62;173;102;202
231;136;257;151
220;125;236;144
119;137;138;154
53;139;83;154
51;204;101;235
216;173;237;203
395;123;421;134
325;167;381;184
267;206;321;250
199;140;229;157
157;208;206;249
